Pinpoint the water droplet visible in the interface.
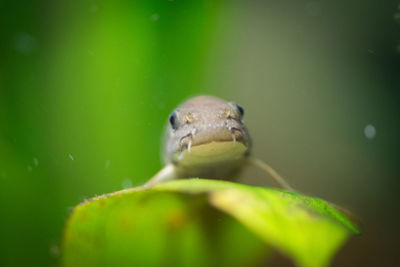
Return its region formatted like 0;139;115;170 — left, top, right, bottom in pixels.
364;124;376;139
68;154;74;161
122;178;133;189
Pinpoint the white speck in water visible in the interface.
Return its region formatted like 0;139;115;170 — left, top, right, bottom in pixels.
105;160;111;169
27;165;33;172
305;1;322;17
89;4;99;13
33;157;39;166
364;124;376;139
151;13;160;21
15;32;37;55
49;244;60;257
395;13;400;22
122;178;133;189
68;154;74;161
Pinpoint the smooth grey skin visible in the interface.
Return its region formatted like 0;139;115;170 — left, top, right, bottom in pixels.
145;95;293;191
165;96;250;178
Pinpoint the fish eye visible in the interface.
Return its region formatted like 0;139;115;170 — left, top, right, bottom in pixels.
169;111;179;130
236;104;244;116
229;102;244;117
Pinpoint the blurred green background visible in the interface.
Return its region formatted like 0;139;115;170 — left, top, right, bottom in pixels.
0;0;399;266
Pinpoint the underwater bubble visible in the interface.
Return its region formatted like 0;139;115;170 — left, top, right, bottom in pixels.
49;244;60;257
364;124;376;139
89;4;98;13
151;13;160;21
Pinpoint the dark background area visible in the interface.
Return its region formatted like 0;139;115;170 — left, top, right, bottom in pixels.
0;0;399;266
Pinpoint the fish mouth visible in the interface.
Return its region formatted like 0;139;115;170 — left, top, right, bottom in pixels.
178;126;246;153
173;140;249;167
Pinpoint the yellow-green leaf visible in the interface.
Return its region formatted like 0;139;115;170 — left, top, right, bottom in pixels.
62;179;359;267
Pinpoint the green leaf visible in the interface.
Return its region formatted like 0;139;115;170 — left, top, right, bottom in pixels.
62;179;359;267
